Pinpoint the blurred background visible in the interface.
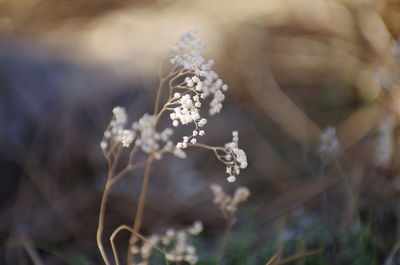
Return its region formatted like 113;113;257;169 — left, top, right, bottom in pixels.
2;0;400;264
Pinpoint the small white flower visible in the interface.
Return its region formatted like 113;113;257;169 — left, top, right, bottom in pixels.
227;176;236;183
104;131;111;138
120;129;135;147
112;106;127;125
187;221;203;235
198;118;207;127
166;228;176;237
173;147;187;159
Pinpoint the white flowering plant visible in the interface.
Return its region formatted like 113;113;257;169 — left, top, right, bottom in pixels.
96;30;249;265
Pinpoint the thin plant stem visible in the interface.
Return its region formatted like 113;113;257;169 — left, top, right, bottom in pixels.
110;145;123;175
334;160;361;226
127;155;156;265
133;156;155;232
216;221;233;265
266;254;277;265
154;78;165;114
17;235;45;265
384;237;400;265
110;160;147;186
275;249;322;265
97;180;112;265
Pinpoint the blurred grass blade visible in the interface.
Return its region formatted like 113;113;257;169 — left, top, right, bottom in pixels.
275;249;322;265
266;254;277;265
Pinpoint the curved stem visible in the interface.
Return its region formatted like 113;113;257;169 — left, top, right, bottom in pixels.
111;224;167;263
110;226;124;265
97;181;112;265
154;79;165;115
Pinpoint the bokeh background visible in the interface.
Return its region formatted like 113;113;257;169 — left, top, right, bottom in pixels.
2;0;400;264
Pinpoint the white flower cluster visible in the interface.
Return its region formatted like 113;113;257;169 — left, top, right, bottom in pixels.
317;126;340;160
101;107;186;160
210;184;250;221
373;115;396;167
130;221;203;265
169;30;228;148
101;107;136;150
219;131;248;183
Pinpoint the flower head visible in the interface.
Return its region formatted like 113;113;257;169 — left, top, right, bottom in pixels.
220;131;248;182
168;30;229;147
210;184;250;223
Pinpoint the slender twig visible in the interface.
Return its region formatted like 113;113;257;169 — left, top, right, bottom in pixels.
97;179;112;265
154;78;165;115
133;156;155;233
384;237;400;265
266;254;277;265
334;160;360;227
110;145;123;175
110;160;147;186
216;221;234;265
127;155;156;265
275;249;322;265
17;235;45;265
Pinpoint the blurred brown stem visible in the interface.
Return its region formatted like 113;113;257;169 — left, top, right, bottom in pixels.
18;235;45;265
97;181;112;265
127;155;155;265
275;249;322;265
266;254;277;265
217;221;234;265
334;160;360;229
